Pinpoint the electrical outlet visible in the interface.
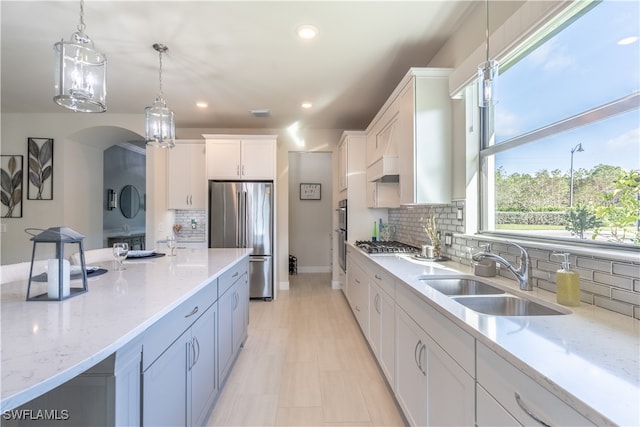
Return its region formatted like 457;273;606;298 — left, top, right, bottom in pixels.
444;232;453;246
191;219;197;229
457;207;464;221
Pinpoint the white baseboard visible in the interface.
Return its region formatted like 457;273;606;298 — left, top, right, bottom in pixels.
331;280;342;290
297;266;332;273
279;281;289;290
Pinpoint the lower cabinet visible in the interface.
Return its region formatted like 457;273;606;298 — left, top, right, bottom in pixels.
476;342;596;427
395;307;474;427
143;303;218;427
218;271;249;384
369;280;395;387
346;253;370;335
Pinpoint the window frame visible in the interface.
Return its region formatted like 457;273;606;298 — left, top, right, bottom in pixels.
475;0;640;253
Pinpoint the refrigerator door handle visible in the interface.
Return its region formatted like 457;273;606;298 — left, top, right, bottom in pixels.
243;190;248;248
236;191;242;247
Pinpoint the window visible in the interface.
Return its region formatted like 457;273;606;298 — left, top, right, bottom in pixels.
480;0;640;248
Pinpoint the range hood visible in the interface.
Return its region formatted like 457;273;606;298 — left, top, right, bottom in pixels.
367;118;399;182
367;155;399;182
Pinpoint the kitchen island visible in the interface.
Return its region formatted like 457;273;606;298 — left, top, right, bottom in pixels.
346;243;639;427
1;248;252;425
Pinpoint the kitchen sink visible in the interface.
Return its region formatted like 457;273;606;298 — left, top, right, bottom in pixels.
421;277;505;296
451;295;568;316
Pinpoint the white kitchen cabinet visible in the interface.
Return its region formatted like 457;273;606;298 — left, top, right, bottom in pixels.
477;342;596;427
337;137;348;192
167;142;206;209
346;253;369;335
143;302;218;427
365;68;453;207
204;135;276;180
477;384;522;427
395;306;474;427
369;278;395;387
218;262;249;384
366;181;399;208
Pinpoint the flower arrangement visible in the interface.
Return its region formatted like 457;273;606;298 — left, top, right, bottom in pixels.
421;209;441;258
172;224;183;234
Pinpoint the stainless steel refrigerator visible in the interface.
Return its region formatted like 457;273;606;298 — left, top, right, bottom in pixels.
208;181;273;299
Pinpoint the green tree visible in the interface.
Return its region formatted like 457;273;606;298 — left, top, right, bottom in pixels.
592;170;640;244
565;203;601;239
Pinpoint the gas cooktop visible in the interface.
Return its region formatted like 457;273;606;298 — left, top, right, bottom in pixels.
355;240;420;254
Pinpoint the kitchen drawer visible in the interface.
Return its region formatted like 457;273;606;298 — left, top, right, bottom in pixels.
363;258;395;299
219;258;249;296
396;283;474;377
477;342;596;426
142;279;218;370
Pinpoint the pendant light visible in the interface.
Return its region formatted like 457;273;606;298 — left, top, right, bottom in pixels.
477;0;498;107
145;43;175;148
53;0;107;113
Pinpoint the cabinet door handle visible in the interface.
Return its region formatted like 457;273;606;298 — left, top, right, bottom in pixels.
374;274;382;280
186;195;189;205
185;306;199;318
189;195;193;205
355;278;361;284
232;272;239;278
193;336;201;367
414;340;422;371
241;165;245;176
187;341;194;371
355;305;360;312
514;393;551;427
237;165;240;176
418;344;426;376
375;294;380;314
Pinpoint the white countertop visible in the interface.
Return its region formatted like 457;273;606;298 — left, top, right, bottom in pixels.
0;248;252;412
351;245;639;426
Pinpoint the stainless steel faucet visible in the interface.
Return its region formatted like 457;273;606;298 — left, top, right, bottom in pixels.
472;241;533;291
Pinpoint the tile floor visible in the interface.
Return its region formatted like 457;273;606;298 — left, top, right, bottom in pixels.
207;273;407;426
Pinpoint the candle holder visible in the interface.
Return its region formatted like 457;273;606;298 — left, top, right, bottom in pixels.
26;227;88;301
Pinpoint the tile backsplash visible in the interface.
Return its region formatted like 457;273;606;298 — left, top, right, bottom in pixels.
388;201;640;320
174;210;206;242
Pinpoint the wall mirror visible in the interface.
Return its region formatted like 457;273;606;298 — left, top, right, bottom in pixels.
120;185;141;218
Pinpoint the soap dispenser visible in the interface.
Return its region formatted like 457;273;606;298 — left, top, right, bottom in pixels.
474;244;496;277
551;252;580;306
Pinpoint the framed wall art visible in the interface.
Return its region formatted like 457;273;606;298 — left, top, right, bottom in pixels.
1;155;24;218
27;137;54;200
300;183;321;200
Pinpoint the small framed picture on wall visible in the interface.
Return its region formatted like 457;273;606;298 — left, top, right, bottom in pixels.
27;137;54;200
300;183;321;200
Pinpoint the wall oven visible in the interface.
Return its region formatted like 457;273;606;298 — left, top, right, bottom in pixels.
337;199;347;272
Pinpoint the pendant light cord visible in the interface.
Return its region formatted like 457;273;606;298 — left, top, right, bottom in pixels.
158;50;164;98
484;0;490;63
77;0;86;33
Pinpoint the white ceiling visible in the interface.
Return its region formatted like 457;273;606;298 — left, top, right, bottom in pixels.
1;1;479;131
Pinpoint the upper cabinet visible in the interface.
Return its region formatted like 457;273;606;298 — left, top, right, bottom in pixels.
167;141;206;210
366;68;453;207
204;135;276;180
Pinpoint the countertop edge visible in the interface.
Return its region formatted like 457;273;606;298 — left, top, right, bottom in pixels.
0;249;252;412
348;243;637;427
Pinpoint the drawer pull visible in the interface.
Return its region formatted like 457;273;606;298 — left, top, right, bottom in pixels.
515;393;551;427
232;271;239;278
374;274;382;280
185;306;199;318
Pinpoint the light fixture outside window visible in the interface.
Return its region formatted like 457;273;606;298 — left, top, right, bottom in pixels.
53;0;107;113
145;43;175;148
478;0;498;107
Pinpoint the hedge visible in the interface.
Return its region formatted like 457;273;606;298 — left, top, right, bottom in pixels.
496;211;566;226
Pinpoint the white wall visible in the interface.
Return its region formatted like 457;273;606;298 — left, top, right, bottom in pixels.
288;152;333;273
0;113;174;264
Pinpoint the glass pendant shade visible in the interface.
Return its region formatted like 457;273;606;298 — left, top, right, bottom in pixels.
54;31;106;113
478;59;499;107
145;43;175;148
145;96;176;148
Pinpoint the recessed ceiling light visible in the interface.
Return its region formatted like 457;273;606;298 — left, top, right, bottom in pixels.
618;36;639;45
301;101;313;109
296;25;318;40
196;101;208;108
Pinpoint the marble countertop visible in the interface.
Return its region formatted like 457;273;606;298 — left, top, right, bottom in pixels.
0;248;252;412
349;244;639;426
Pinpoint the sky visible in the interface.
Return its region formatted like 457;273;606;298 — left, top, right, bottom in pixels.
493;0;640;176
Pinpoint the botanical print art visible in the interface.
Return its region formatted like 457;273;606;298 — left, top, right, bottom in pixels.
27;137;53;200
1;155;23;218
